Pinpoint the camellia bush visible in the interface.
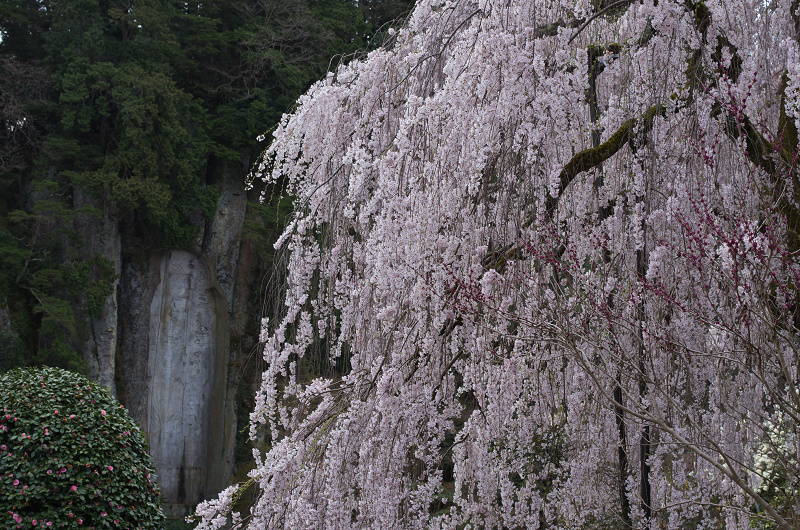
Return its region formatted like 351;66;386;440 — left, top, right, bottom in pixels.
197;0;800;528
0;367;164;528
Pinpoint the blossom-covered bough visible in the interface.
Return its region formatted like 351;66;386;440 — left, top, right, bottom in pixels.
196;0;800;528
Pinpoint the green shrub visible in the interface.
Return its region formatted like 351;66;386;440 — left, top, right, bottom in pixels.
0;367;165;528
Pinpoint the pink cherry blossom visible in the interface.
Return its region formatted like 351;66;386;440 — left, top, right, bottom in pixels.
197;1;800;529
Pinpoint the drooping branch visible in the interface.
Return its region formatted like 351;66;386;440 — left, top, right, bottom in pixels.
220;1;800;526
534;17;583;38
535;0;634;38
543;54;792;224
714;101;800;246
546;103;665;215
569;339;796;530
568;0;636;44
682;0;799;245
587;45;633;526
714;104;777;176
683;0;712;41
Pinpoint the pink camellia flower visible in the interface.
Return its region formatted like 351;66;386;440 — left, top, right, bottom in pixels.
70;485;77;492
13;479;19;486
32;520;37;526
12;513;21;523
108;466;113;471
100;409;106;416
101;512;107;517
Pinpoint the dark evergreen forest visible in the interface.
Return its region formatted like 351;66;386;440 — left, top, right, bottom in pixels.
0;0;412;372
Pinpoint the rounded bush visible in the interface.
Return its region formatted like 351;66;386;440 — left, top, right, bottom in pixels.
0;367;165;528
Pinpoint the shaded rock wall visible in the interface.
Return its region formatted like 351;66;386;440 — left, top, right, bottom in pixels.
116;249;236;513
112;157;254;513
73;191;121;394
145;251;230;505
10;153;263;512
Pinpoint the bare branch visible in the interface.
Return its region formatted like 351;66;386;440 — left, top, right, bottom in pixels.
568;0;636;44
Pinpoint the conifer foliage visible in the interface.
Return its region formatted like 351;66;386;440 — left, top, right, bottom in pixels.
0;0;373;371
199;0;800;528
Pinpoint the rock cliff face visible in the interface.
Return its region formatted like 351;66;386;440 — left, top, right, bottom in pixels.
73;190;121;395
115;249;236;514
145;251;231;508
109;159;259;515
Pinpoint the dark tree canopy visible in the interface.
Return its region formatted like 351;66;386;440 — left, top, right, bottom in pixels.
0;0;391;371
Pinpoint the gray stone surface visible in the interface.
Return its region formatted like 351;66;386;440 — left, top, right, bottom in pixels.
204;160;247;309
112;159;253;510
116;250;155;426
144;250;230;504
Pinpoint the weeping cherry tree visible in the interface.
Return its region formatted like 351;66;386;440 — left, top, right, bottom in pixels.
197;0;800;528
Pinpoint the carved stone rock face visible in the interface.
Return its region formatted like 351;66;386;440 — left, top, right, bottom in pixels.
142;250;229;509
113;161;248;517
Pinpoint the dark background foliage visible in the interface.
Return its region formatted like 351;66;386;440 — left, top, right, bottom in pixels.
0;0;413;372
